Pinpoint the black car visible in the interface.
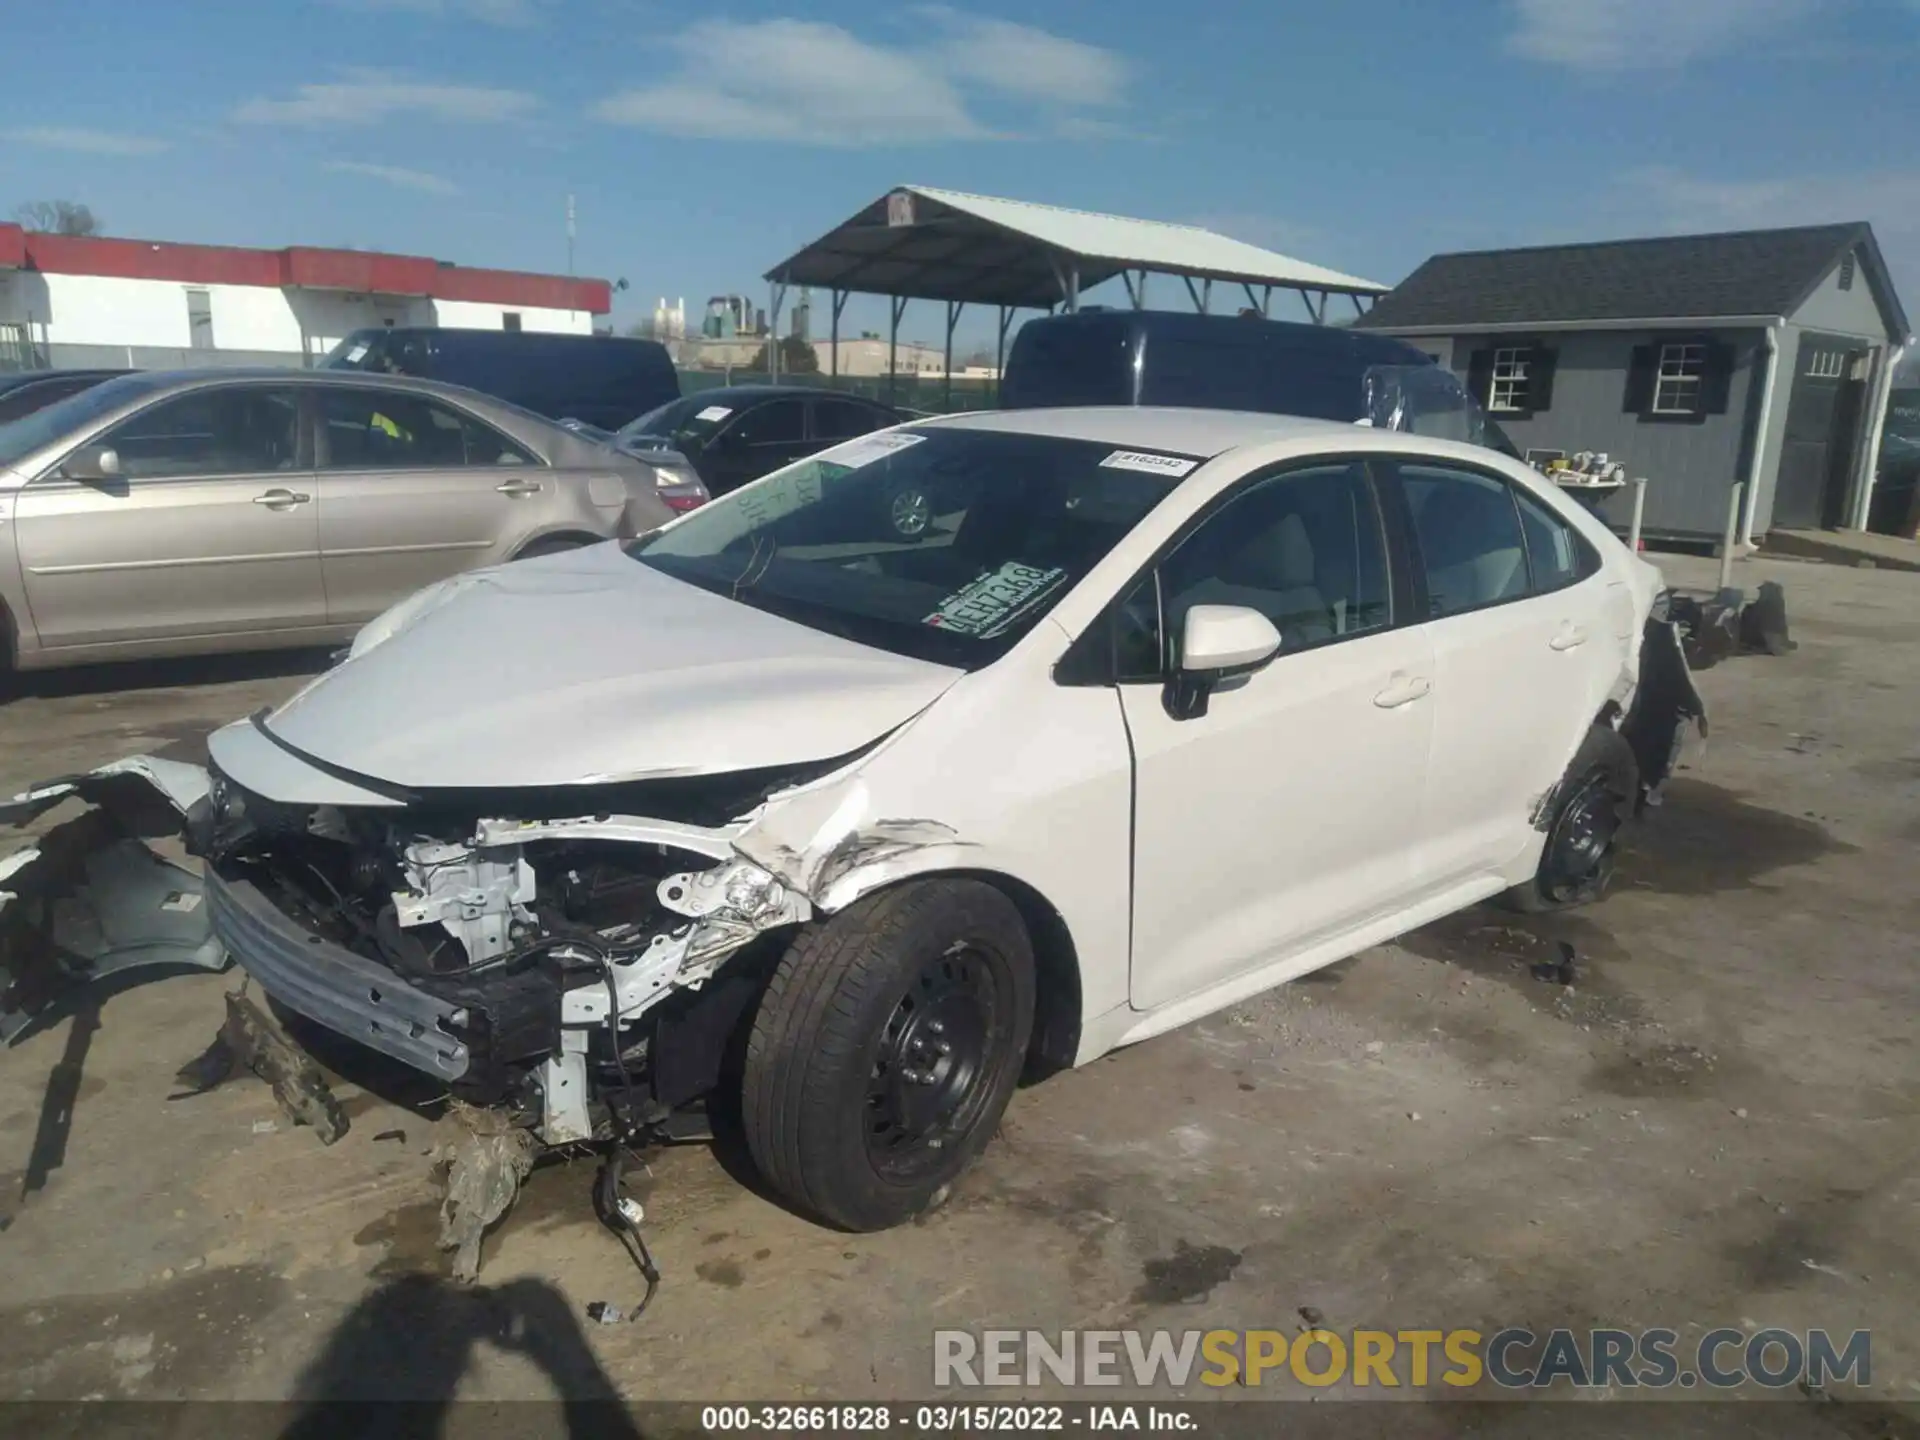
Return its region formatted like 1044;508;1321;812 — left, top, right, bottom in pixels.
1000;310;1519;457
0;369;133;425
615;385;904;499
321;328;678;432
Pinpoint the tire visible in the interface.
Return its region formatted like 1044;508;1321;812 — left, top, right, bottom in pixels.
512;536;592;561
1504;726;1639;913
741;878;1035;1230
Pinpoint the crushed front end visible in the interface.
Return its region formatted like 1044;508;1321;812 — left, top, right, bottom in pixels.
191;758;812;1148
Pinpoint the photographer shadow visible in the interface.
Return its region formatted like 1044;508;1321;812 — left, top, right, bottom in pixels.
282;1274;644;1440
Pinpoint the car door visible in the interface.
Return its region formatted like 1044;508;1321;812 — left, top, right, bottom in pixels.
1119;459;1436;1013
312;384;548;625
699;397;810;496
1390;458;1615;889
12;383;325;651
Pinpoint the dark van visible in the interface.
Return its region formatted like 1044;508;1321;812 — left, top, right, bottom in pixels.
322;328;679;431
1000;310;1514;446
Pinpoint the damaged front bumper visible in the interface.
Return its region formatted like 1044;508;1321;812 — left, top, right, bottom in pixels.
3;753;816;1151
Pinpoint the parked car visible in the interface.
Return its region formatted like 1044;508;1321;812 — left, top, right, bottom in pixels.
1001;310;1521;457
0;368;132;424
9;406;1703;1240
0;368;699;674
322;328;680;432
614;384;905;507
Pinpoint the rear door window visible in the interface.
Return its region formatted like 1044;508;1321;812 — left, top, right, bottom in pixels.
1398;464;1531;617
813;398;890;442
318;388;534;469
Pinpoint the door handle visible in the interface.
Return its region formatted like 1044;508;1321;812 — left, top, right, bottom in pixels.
1373;674;1432;709
1549;623;1590;652
252;488;310;508
496;480;543;498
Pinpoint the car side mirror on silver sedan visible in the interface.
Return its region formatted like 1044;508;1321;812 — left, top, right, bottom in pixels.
1166;603;1281;720
62;444;123;485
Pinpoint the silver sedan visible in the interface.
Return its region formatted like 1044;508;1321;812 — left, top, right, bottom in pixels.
0;368;703;674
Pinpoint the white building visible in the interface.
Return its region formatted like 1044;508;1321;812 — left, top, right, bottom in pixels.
0;224;609;370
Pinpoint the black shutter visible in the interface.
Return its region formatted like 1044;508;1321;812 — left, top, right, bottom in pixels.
1700;341;1736;415
1623;345;1657;416
1528;346;1558;413
1465;347;1495;406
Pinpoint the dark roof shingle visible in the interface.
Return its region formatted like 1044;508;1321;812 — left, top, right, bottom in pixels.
1356;223;1904;335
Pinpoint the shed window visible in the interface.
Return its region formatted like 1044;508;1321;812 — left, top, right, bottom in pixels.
1806;349;1845;379
1652;343;1705;415
1489;348;1532;413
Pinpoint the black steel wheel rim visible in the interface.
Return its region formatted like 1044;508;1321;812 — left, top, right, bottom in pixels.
1542;770;1621;901
865;941;1003;1176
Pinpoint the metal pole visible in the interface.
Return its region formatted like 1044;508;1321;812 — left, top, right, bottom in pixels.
1627;477;1648;553
1137;271;1148;310
1201;278;1211;314
1718;482;1745;591
995;306;1014;406
768;280;788;383
944;300;961;412
1068;262;1080;314
888;295;907;407
1261;286;1272;318
1350;293;1367;317
830;289;845;380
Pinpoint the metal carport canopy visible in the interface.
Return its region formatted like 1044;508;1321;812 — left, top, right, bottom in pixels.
760;186;1389;395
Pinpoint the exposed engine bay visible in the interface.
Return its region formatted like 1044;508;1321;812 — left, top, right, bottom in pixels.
192;766;816;1147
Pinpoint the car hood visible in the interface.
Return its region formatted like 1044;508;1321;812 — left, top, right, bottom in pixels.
259;543;963;790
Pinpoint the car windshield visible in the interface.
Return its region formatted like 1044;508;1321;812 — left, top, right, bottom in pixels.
627;427;1189;669
616;394;740;452
0;372;165;469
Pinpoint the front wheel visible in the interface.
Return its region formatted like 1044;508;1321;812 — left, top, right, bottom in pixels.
1504;726;1638;912
741;879;1035;1230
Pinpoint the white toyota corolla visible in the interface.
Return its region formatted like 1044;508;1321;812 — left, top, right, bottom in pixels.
2;407;1704;1241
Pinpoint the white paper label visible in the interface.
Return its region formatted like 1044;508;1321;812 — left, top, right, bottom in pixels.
345;342;369;363
1099;449;1198;478
820;432;926;470
694;405;733;422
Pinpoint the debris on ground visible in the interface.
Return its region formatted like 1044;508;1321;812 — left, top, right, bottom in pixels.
586;1301;628;1325
433;1100;540;1284
1298;1305;1325;1329
1530;941;1577;987
373;1129;407;1144
216;991;350;1144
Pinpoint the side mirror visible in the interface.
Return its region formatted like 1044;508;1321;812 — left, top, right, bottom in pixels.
62;445;123;484
1167;604;1281;720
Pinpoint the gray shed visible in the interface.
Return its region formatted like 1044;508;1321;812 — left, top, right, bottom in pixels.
1355;223;1911;543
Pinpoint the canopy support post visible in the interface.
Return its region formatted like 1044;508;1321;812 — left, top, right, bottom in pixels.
888;294;909;406
767;279;789;380
1202;278;1212;314
943;300;962;411
1122;271;1141;309
1261;285;1273;318
1350;292;1370;317
830;289;849;379
1048;253;1081;314
995;305;1014;405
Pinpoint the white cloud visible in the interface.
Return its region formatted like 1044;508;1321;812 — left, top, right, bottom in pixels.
323;0;548;23
324;160;460;195
919;8;1129;108
1508;0;1814;68
5;126;169;155
594;15;1130;147
236;70;536;126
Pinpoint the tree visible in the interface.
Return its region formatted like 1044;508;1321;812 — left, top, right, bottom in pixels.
15;200;100;236
758;336;818;374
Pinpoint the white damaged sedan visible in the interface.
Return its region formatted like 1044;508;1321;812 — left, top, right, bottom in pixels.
2;408;1703;1235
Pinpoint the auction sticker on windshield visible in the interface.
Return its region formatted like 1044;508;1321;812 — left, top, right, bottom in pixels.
924;562;1068;637
695;406;733;422
1099;450;1199;478
822;432;926;470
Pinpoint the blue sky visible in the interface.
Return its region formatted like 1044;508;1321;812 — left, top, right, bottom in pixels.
5;0;1918;347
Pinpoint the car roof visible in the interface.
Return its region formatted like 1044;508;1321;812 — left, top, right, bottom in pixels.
920;405;1360;457
88;367;524;402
